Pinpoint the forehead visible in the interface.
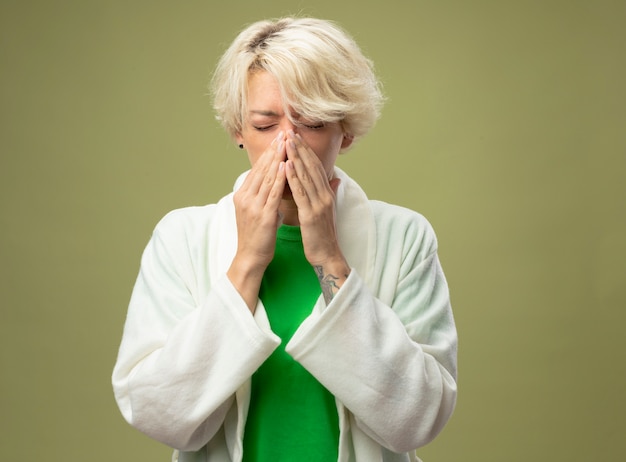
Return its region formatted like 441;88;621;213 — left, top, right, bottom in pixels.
246;71;282;110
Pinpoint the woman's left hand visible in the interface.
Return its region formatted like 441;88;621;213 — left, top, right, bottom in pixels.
285;130;351;302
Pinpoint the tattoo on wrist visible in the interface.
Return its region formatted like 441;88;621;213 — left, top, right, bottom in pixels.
314;265;347;304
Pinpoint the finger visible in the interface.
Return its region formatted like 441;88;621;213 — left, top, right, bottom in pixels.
284;132;318;204
285;136;324;203
265;161;286;213
287;132;329;193
257;135;286;202
242;131;285;196
284;159;308;206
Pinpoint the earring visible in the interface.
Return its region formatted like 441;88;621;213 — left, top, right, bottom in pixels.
238;144;244;149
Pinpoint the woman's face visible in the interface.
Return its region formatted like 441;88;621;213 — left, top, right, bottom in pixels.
236;71;352;177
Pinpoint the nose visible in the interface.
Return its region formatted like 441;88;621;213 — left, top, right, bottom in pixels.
278;118;298;135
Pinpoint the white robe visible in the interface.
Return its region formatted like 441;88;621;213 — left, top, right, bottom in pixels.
112;167;458;461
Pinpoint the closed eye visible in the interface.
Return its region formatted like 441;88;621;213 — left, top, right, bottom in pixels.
252;125;276;131
298;121;325;130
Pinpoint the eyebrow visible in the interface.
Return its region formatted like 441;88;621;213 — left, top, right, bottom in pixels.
249;110;281;117
248;110;310;122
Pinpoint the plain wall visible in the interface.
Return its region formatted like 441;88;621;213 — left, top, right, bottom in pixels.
1;0;624;460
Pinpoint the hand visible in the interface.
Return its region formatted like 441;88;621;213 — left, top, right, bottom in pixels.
285;131;351;302
227;132;286;311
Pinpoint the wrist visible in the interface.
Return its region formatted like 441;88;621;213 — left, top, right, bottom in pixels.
312;256;351;304
227;256;267;312
316;258;350;280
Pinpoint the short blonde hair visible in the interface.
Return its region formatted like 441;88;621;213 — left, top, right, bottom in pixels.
210;17;384;144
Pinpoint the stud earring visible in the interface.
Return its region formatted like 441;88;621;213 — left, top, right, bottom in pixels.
238;144;244;149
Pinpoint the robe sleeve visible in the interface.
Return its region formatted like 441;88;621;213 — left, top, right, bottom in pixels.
286;209;457;453
112;211;280;451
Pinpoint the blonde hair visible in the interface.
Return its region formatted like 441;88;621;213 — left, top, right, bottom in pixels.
210;17;384;145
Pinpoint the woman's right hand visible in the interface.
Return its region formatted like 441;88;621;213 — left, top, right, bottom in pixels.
227;132;286;312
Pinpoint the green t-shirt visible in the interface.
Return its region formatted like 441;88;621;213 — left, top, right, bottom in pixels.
242;225;340;461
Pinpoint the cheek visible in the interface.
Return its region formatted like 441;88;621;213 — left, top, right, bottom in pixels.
317;135;343;157
303;133;336;153
311;142;340;172
246;151;260;167
242;134;272;165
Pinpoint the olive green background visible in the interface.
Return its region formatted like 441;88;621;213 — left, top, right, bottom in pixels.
1;0;624;460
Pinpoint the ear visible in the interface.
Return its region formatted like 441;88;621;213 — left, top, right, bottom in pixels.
341;134;354;150
235;132;244;145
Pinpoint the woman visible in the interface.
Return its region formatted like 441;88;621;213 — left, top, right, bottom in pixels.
112;17;457;462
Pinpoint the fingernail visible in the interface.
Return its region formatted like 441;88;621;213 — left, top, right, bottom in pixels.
276;130;284;141
277;140;284;152
287;129;295;138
